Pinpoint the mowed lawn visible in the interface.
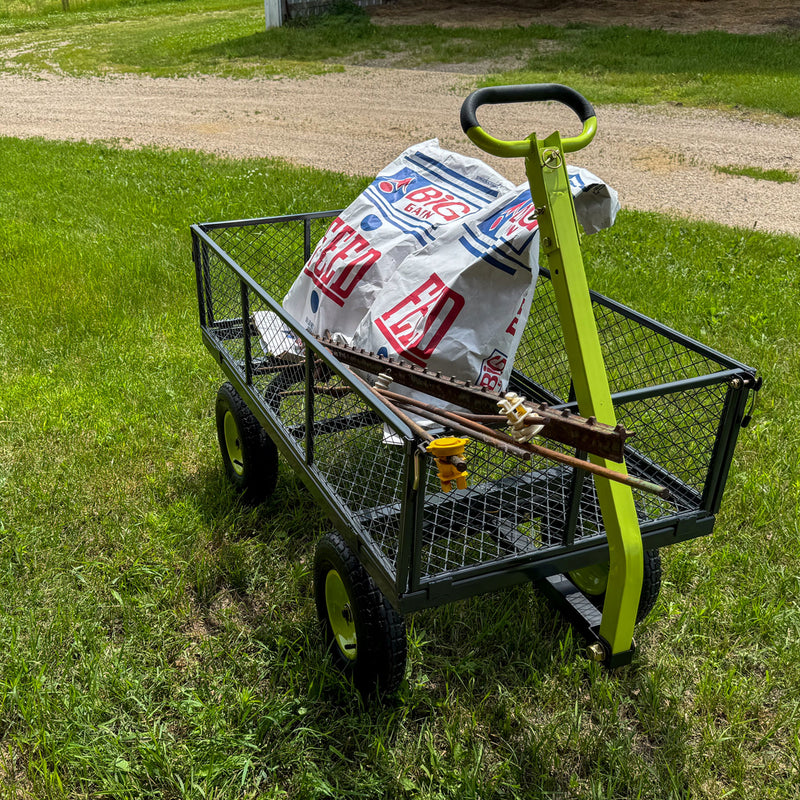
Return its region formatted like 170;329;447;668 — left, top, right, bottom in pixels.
1;133;798;798
1;2;800;798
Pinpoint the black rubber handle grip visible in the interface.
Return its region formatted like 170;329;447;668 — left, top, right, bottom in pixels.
460;83;596;134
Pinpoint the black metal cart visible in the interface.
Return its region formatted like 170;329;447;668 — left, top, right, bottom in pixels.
190;86;759;694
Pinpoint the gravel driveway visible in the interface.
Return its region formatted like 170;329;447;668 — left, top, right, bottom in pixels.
2;68;799;236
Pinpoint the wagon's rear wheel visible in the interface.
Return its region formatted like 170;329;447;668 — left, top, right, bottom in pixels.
568;548;661;623
215;382;279;505
314;531;406;695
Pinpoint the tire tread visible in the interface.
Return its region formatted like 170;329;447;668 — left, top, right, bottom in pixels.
314;531;406;695
215;382;278;504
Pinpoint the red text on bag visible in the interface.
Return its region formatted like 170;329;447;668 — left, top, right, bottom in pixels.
401;186;476;222
304;217;382;307
478;349;508;393
374;274;465;367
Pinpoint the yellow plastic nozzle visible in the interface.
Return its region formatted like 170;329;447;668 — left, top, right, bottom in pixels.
427;436;468;492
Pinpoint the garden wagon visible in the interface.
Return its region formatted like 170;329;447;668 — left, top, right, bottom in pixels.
190;85;759;694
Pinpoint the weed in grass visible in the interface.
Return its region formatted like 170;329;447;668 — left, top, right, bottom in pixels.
714;164;798;183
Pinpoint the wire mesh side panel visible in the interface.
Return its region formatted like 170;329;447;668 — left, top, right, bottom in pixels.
249;291;308;440
594;304;728;397
198;239;247;362
417;272;739;579
198;215;407;571
554;380;731;540
515;274;731;400
617;382;731;510
199;215;338;450
198;236;308;455
514;271;736;514
514;276;573;401
415;416;721;581
204;215;334;301
416;422;726;581
308;376;408;570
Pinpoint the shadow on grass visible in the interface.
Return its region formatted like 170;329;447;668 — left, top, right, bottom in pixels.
161;449;698;796
194;16;377;64
171;408;719;790
273;583;697;797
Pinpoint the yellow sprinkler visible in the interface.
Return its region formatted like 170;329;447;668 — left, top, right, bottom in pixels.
426;436;469;492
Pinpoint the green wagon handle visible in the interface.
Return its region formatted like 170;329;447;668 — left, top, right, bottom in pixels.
459;83;597;157
462;83;643;666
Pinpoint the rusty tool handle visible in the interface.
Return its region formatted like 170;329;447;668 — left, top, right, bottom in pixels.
350;374;468;473
524;441;672;500
381;395;533;461
351;371;433;442
315;336;632;461
379;389;670;500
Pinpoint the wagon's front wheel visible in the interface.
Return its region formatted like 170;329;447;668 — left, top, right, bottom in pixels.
314;531;406;695
568;548;661;623
215;382;278;505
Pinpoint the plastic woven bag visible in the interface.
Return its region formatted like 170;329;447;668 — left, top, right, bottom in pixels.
262;144;618;396
282;139;513;340
348;165;619;400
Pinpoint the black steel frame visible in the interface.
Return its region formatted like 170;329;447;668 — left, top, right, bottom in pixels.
191;211;758;618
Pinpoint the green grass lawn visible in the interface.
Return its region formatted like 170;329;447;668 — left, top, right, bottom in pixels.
1;135;798;798
1;2;799;796
1;0;799;116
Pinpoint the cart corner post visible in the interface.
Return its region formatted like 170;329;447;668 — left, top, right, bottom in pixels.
526;129;643;661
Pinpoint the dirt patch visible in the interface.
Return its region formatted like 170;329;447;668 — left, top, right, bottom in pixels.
1;70;798;236
631;146;687;176
370;0;800;35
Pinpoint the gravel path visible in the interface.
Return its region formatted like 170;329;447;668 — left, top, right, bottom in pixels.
2;68;799;236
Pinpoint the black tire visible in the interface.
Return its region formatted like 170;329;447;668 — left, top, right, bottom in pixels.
637;549;662;621
215;382;279;505
568;548;661;623
314;531;407;695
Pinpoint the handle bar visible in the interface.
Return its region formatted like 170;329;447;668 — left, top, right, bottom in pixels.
460;83;597;158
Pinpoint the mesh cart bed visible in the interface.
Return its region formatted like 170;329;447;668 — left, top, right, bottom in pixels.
191;85;758;694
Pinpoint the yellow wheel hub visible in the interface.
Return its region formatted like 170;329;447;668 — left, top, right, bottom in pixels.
325;569;357;661
223;411;244;476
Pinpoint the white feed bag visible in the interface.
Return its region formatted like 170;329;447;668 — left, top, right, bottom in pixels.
260;145;619;397
282;139;514;340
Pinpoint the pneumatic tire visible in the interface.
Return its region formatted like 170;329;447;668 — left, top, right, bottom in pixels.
215;382;278;505
314;531;407;696
568;548;661;623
